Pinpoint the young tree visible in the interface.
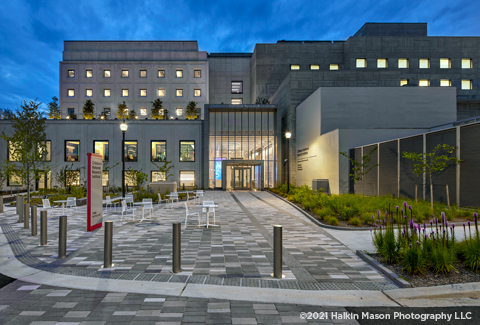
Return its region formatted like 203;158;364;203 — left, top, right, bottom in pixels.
129;109;138;120
116;101;129;119
185;101;198;119
150;99;164;120
151;160;174;181
55;164;80;193
47;96;61;119
125;167;148;191
340;146;379;196
1;100;48;202
403;144;461;211
82;99;95;119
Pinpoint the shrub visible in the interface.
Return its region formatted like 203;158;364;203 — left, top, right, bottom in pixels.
314;207;334;220
348;217;361;227
402;242;426;275
462;238;480;272
324;216;339;226
361;212;372;225
431;244;456;274
70;186;86;198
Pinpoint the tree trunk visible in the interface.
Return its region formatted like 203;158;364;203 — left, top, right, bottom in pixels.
27;168;30;203
429;174;433;212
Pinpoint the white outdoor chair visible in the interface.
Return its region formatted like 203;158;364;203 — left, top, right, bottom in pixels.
185;202;201;229
125;194;134;208
121;200;136;223
169;192;179;208
202;200;216;225
195;190;204;204
142;198;154;219
42;199;57;217
105;196;118;211
157;193;168;208
66;197;77;214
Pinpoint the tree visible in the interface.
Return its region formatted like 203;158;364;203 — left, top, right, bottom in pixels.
403;144;461;211
151;160;174;181
47;96;61;119
0;161;16;194
55;164;80;193
150;99;164;119
82;99;95;119
125;167;148;191
340;146;379;196
116;101;129;119
255;97;270;104
129;109;138;120
1;108;15;119
1;100;49;202
185;101;198;119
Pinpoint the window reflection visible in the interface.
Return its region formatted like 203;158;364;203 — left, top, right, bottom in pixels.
151;141;166;162
124;141;137;162
65;141;80;162
94;141;109;162
180;141;195;162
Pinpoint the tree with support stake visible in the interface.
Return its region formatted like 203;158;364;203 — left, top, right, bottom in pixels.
402;144;461;212
340;146;379;196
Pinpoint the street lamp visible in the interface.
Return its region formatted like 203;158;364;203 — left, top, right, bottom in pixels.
120;120;128;197
285;131;292;193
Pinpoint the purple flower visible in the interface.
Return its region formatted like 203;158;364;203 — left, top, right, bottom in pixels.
468;221;471;226
452;224;455;228
401;209;404;215
409;243;412;247
430;220;433;225
424;234;427;238
404;215;407;219
379;225;382;229
396;206;399;212
408;205;412;211
441;212;445;222
372;215;374;220
445;221;448;228
377;210;380;218
423;223;426;229
370;229;372;232
416;241;420;245
409;219;414;229
474;212;478;218
435;217;438;224
404;201;407;210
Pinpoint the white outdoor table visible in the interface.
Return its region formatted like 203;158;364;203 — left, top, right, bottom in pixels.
133;202;153;223
198;204;218;229
165;194;179;209
193;191;204;204
53;200;68;215
103;198;121;212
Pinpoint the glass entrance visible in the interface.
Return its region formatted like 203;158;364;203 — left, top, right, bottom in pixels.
233;168;251;190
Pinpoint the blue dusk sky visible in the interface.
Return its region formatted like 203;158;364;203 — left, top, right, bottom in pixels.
0;0;479;111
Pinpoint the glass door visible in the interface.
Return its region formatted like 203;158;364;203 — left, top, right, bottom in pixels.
233;168;252;190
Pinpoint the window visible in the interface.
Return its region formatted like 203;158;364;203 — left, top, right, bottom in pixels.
140;89;147;97
102;171;109;187
440;79;451;87
40;141;51;162
68;108;74;115
356;59;367;68
231;99;242;105
158;69;165;78
194;89;201;97
124;141;137;162
151;171;166;182
329;64;339;70
67;69;75;78
140;108;147;116
377;58;388;68
140;69;147;78
66;170;80;186
85;89;93;97
176;108;183;116
94;141;109;162
176;69;183;78
121;69;129;78
7;172;22;186
419;59;430;69
158;88;165;97
310;64;319;70
104;69;111;78
231;81;243;94
194;69;201;78
176;89;183;97
419;79;430;87
65;140;80;162
180;141;195;162
179;171;195;188
67;89;75;97
440;58;451;69
400;79;409;86
103;107;111;118
462;80;473;90
151;141;166;162
86;69;93;78
8;141;20;161
290;64;300;70
122;89;129;97
124;170;136;187
462;58;473;69
104;89;111;97
398;58;409;68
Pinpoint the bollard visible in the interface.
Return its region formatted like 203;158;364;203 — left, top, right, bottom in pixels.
31;205;37;236
24;203;30;229
104;221;113;268
273;225;283;278
0;196;3;213
17;196;24;223
172;222;181;273
58;216;67;258
40;211;48;246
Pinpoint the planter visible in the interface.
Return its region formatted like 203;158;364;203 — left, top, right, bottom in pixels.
149;181;177;194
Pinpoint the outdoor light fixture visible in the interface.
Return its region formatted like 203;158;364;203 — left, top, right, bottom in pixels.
285;131;292;193
120;120;128;197
285;131;292;139
66;116;70;119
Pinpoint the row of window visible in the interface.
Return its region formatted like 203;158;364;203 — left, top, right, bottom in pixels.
67;68;202;79
66;106;197;118
401;79;473;89
67;88;202;98
355;58;473;69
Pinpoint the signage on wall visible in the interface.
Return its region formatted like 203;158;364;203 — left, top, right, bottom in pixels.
87;153;103;231
297;147;316;171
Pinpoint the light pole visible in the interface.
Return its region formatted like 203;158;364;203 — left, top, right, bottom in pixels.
285;131;292;193
120;120;128;197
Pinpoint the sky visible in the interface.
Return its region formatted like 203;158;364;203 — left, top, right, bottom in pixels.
0;0;479;112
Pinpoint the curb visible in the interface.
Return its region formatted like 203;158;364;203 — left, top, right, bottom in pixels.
356;250;411;289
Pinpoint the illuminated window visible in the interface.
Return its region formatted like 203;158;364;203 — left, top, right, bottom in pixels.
124;141;137;162
194;89;201;97
140;108;147;116
176;89;183;97
151;141;166;162
231;81;243;94
398;58;409;68
102;171;109;187
400;79;409;86
40;141;51;162
124;170;136;187
462;59;473;69
104;89;111;97
194;69;201;78
86;69;93;78
140;89;147;97
176;108;183;116
310;64;319;70
419;79;430;87
67;69;75;78
122;89;129;97
65;140;80;162
176;69;183;78
462;80;472;90
7;172;22;186
158;69;165;78
440;79;451;87
104;69;111;78
419;59;430;69
140;69;147;78
440;58;451;69
290;64;300;70
329;64;339;70
67;89;75;97
356;59;367;68
180;141;195;162
377;58;388;68
158;88;165;97
179;171;195;188
151;171;166;182
85;89;93;97
231;98;243;105
121;69;129;78
8;141;20;162
94;141;109;162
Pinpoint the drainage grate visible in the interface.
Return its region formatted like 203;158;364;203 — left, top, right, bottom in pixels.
298;282;319;290
135;273;156;282
278;281;300;290
152;274;173;282
187;276;207;284
204;277;223;285
169;275;189;283
223;278;241;287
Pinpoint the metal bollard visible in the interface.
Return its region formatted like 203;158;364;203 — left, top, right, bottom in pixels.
58;216;67;258
0;196;3;213
40;211;48;246
24;203;30;229
31;205;37;236
273;225;283;278
104;221;113;268
172;222;181;273
17;196;24;223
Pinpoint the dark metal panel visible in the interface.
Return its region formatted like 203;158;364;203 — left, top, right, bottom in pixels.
379;140;398;197
400;135;423;200
362;145;378;196
353;148;362;195
460;124;480;207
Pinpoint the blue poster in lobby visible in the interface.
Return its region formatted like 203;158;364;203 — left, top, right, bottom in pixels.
215;160;222;180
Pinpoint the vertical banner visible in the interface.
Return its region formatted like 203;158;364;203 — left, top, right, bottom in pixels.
87;153;103;231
